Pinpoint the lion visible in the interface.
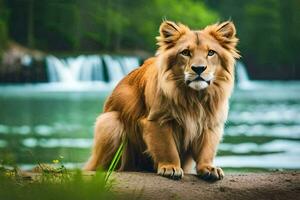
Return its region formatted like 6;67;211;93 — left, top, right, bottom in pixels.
84;20;240;181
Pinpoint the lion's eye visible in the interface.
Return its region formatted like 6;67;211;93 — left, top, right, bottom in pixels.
208;50;215;56
180;49;191;57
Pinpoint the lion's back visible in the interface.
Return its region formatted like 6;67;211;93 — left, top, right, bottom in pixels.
103;57;157;119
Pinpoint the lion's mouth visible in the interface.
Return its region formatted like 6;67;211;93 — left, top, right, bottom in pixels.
185;76;211;85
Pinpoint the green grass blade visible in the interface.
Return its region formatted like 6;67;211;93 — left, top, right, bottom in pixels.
105;140;126;182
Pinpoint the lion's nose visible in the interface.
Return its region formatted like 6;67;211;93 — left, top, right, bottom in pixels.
191;66;207;75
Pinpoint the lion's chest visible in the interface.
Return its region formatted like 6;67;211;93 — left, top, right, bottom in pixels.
170;104;207;148
170;100;229;149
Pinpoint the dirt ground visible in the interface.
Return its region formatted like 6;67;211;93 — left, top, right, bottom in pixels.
110;171;300;200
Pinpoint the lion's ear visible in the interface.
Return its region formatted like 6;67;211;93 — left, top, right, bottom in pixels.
206;21;240;58
156;20;189;49
216;21;236;39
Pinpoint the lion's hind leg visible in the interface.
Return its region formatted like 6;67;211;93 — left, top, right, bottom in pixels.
84;111;124;171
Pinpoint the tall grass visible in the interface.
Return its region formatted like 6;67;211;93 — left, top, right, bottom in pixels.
0;161;119;200
0;140;127;200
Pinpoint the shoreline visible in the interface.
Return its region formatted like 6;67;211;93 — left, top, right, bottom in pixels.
110;171;300;200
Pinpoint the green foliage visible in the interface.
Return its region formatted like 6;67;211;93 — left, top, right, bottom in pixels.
128;0;218;51
0;0;8;53
243;0;282;66
4;0;218;52
280;0;300;66
78;0;130;50
0;161;115;200
0;20;7;50
33;0;81;50
2;0;299;79
206;0;300;79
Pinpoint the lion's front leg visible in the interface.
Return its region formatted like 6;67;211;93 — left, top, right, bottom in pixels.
141;119;183;180
192;126;224;181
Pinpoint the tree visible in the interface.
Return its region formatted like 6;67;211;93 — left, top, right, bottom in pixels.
0;0;8;54
125;0;219;51
280;0;300;72
206;0;300;79
3;0;217;53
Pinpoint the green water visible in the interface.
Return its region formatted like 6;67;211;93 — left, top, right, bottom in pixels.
0;82;300;170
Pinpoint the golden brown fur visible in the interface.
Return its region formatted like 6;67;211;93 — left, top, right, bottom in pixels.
84;20;240;181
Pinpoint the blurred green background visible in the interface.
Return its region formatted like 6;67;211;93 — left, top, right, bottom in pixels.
0;0;299;171
1;0;300;79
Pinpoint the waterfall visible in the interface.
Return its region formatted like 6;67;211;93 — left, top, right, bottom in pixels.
46;56;76;82
118;57;140;74
46;55;140;84
46;56;251;89
236;61;251;88
65;55;86;81
102;55;125;83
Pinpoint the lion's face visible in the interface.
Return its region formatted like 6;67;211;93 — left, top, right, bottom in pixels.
176;31;221;90
156;21;240;91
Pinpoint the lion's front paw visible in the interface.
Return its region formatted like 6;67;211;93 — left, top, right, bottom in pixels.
157;164;184;180
197;164;224;181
